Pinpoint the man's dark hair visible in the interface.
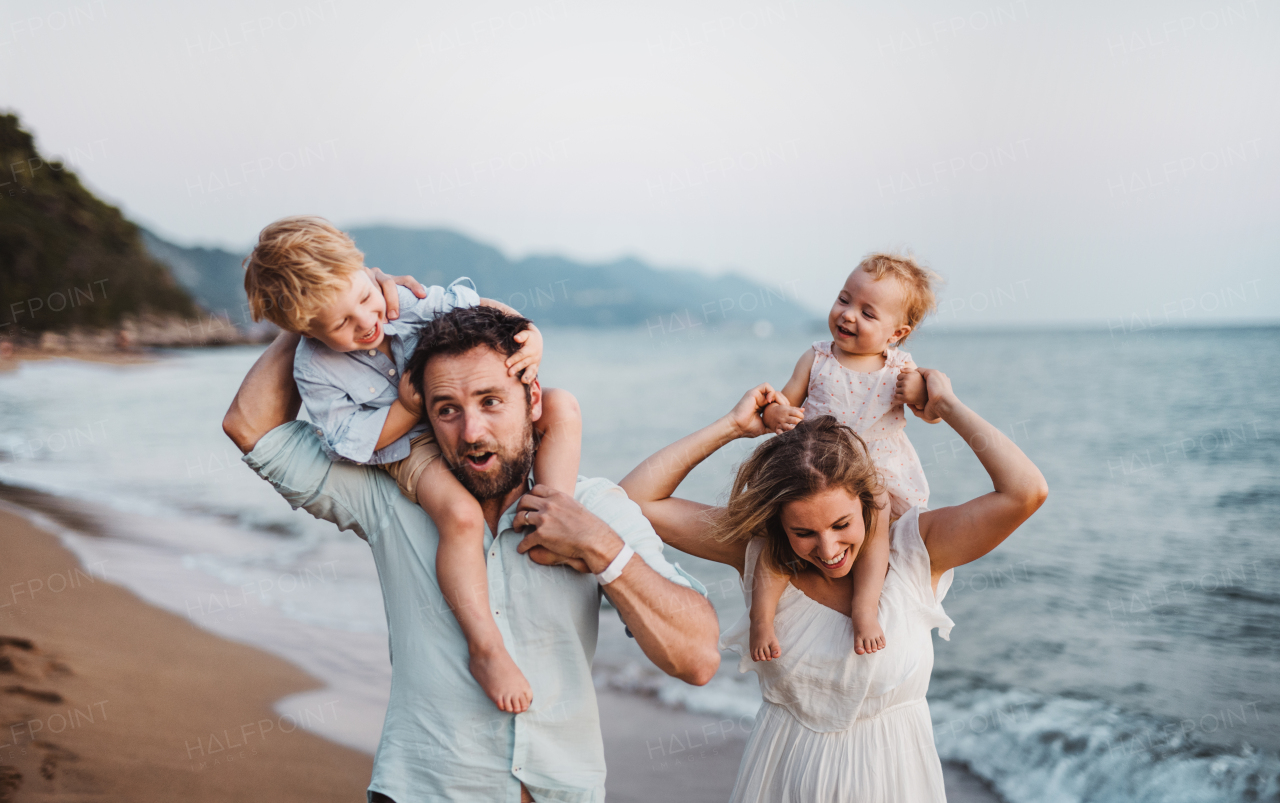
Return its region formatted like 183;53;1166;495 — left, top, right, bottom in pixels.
405;305;534;401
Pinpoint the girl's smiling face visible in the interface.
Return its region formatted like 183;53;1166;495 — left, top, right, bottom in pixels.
828;268;913;356
306;271;389;353
779;486;868;579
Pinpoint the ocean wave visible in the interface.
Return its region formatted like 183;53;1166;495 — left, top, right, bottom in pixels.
931;685;1280;803
594;661;763;723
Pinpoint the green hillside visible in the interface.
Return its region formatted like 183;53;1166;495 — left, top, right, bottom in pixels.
0;113;197;335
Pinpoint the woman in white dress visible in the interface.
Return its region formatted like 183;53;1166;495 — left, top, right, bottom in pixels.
620;369;1047;802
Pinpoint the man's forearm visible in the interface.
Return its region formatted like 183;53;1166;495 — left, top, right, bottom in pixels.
603;559;721;686
223;331;302;454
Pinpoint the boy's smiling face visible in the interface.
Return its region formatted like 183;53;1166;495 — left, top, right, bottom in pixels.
306;271;389;353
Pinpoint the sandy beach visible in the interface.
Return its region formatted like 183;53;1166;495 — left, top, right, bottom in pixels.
0;506;373;802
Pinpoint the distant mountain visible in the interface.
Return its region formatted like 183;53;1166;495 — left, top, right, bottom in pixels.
0;113;198;335
145;225;816;331
140;229;248;321
348;226;816;329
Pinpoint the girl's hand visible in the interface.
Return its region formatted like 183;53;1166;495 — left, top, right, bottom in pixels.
893;368;927;407
762;402;805;435
725;384;780;439
507;325;543;383
916;368;956;423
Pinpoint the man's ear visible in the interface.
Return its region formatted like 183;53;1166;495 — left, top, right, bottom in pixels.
527;377;543;422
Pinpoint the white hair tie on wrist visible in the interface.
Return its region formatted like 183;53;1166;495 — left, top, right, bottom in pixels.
595;545;634;586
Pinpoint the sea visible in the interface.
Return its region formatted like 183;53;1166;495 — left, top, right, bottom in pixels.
1;324;1277;803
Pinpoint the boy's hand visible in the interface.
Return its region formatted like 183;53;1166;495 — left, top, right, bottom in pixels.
762;402;805;435
397;371;423;418
366;267;427;320
507;325;543;384
894;368;941;423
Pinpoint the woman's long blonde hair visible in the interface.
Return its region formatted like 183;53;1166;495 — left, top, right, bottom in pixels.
709;416;884;575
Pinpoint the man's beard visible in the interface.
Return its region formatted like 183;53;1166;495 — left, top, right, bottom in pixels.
448;420;536;501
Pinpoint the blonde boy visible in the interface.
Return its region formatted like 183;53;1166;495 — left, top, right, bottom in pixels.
245;216;582;714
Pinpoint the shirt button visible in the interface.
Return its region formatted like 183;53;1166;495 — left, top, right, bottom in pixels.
369;387;376;393
368;349;376;356
388;368;396;376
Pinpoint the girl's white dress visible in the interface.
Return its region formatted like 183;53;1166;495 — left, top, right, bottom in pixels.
720;508;955;803
804;341;929;517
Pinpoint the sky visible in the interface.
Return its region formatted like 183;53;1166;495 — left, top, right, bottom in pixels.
2;0;1277;326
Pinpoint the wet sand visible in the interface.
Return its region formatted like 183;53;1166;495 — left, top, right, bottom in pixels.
0;506;373;802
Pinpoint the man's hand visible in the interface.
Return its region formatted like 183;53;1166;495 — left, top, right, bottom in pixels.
397;371;423;418
507;325;543;384
366;267;427;320
513;485;624;574
761;402;805;435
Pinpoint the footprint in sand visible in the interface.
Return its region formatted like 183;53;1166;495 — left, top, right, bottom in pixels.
0;636;81;799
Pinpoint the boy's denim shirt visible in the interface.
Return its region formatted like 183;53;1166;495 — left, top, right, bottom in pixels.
293;278;479;465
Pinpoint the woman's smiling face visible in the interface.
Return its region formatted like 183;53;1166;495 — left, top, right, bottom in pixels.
779;486;867;579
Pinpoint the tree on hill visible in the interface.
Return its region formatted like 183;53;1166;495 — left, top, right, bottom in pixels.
0;112;198;335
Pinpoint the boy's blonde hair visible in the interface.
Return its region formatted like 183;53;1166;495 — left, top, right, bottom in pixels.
856;252;942;344
243;216;365;333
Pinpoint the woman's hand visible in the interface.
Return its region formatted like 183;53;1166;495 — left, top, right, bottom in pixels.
366;267;427;320
724;384;781;439
916;368;957;423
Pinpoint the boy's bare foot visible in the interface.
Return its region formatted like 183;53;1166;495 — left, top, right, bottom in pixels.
852;609;886;655
750;618;782;662
469;643;533;713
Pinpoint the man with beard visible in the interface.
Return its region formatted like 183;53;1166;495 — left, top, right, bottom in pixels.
223;287;721;803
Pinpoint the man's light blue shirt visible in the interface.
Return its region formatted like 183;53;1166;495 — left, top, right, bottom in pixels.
243;420;706;803
294;279;479;465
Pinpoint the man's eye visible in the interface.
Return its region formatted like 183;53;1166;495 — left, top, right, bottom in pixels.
483;398;500;408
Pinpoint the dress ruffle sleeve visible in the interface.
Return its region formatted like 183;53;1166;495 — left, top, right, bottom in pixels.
888;507;955;640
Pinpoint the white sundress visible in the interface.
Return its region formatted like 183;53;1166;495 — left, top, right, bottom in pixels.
720;508;955;803
804;341;929;518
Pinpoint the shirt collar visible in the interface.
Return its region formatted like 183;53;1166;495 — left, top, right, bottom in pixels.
494;478;534;536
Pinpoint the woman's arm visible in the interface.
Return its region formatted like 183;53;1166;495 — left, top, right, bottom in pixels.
915;369;1048;581
619;384;778;573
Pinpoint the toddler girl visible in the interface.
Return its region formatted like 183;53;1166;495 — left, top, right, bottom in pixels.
756;253;940;658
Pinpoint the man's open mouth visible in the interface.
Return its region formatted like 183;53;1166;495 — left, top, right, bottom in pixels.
463;452;496;471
